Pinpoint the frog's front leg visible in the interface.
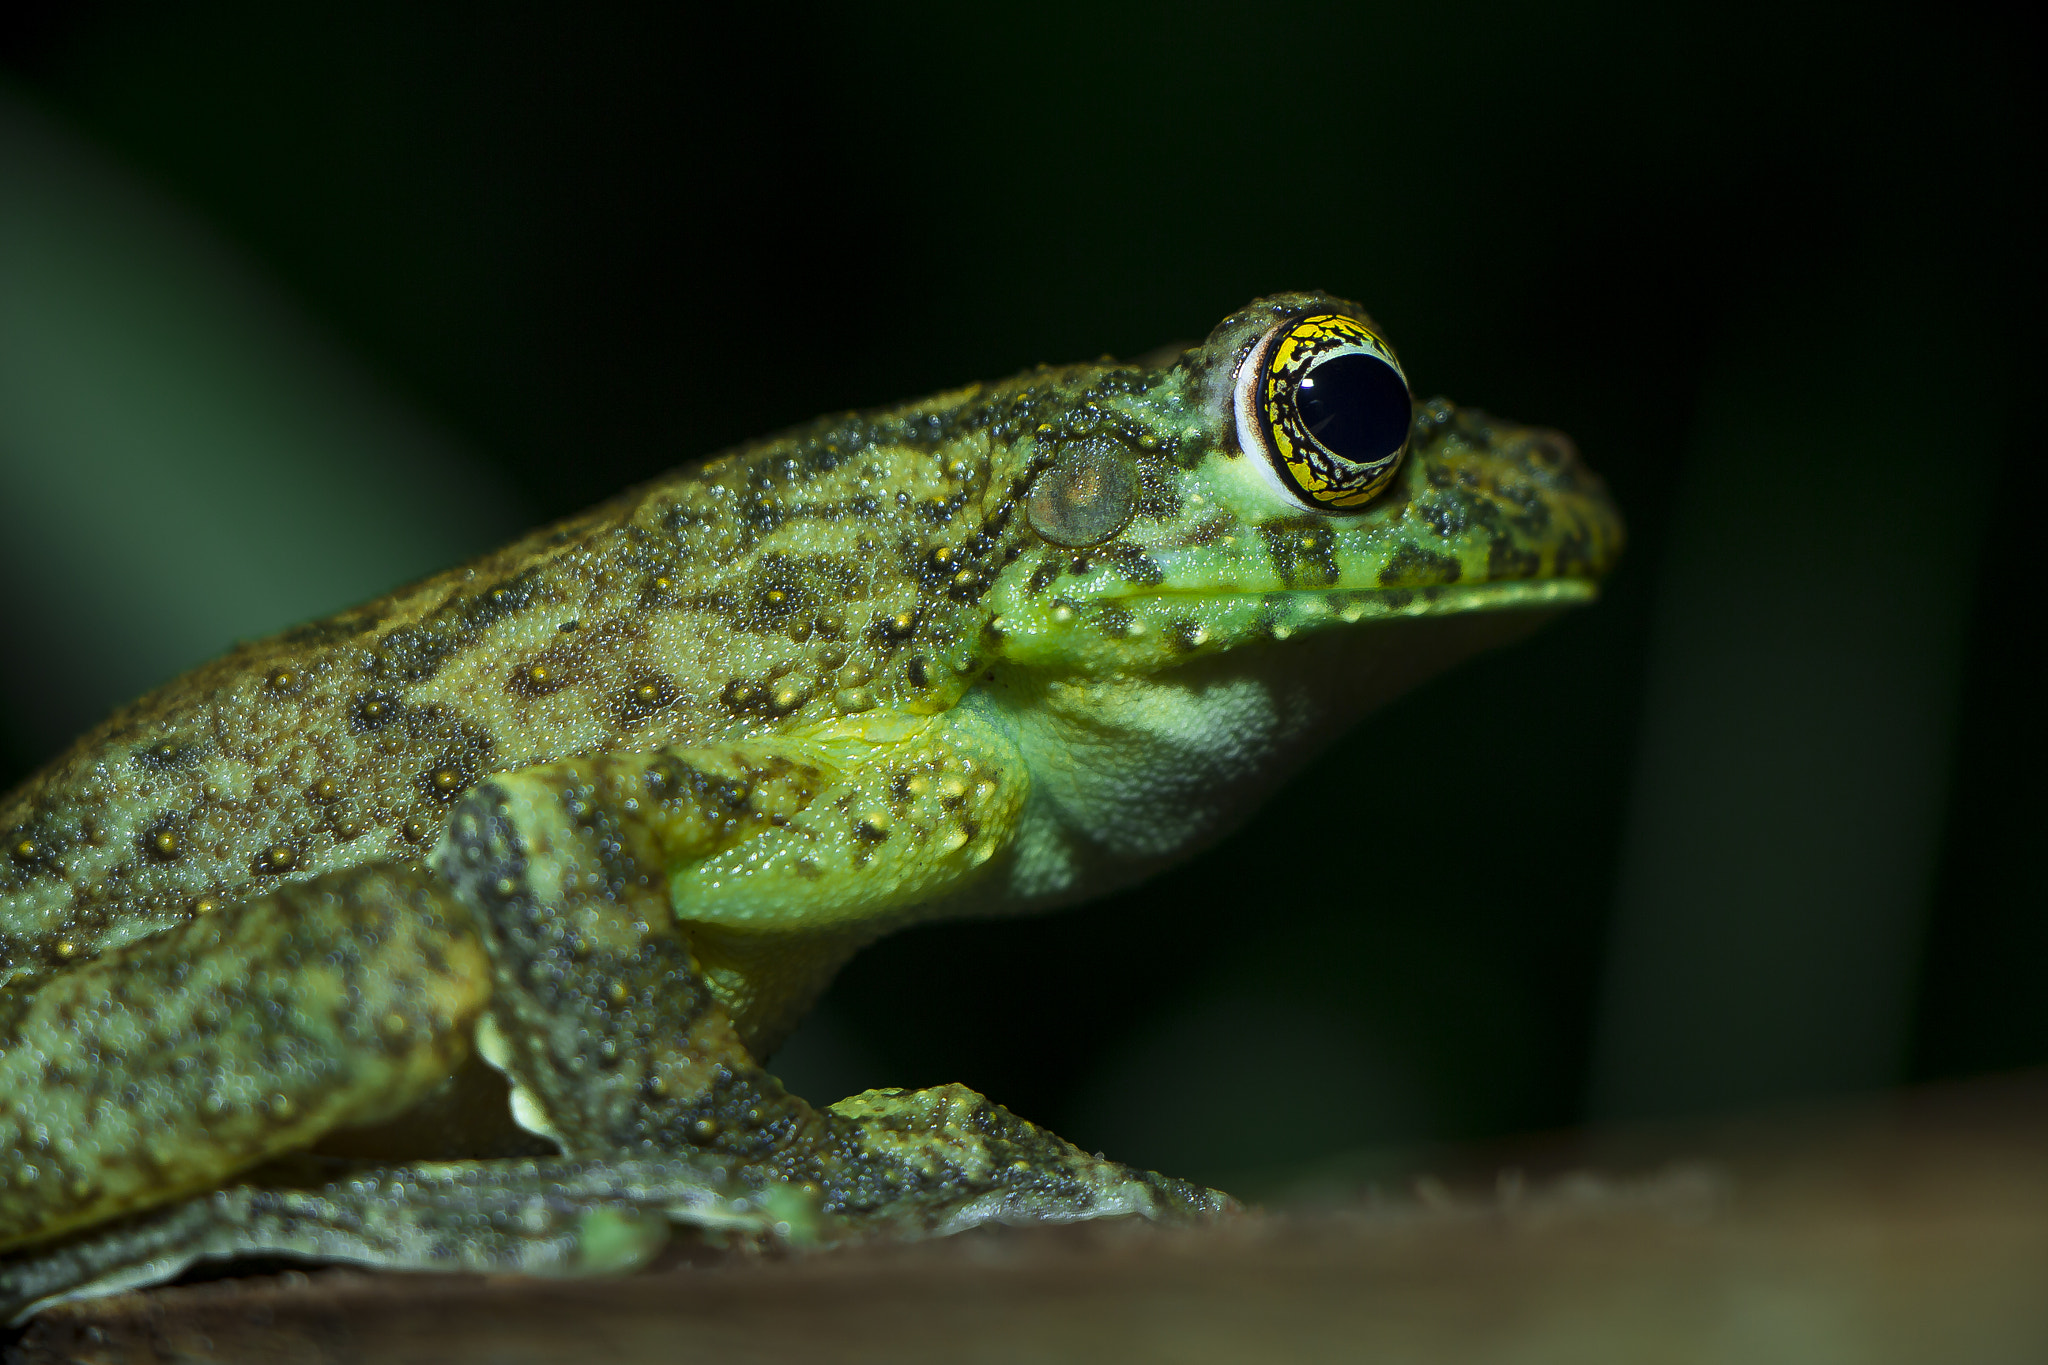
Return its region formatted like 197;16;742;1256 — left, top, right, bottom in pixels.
442;712;1234;1240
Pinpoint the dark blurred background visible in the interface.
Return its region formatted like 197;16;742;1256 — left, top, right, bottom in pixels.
0;2;2036;1195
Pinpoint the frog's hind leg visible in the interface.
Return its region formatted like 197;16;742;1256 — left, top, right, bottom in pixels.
0;864;750;1321
437;743;1236;1244
0;864;491;1255
0;1154;769;1323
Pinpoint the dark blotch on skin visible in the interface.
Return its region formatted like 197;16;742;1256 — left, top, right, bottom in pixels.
508;658;576;697
1415;494;1469;539
1260;521;1340;587
616;674;679;730
139;814;185;863
1095;604;1135;639
1102;543;1166;587
133;741;200;774
1379;544;1463;588
368;569;544;686
1488;540;1541;580
351;692;403;732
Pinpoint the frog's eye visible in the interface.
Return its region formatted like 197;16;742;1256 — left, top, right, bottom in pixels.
1233;312;1412;511
1027;442;1140;548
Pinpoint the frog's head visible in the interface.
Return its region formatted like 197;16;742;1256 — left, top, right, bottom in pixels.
978;291;1624;680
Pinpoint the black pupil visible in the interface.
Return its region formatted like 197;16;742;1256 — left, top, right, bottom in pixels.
1295;351;1411;464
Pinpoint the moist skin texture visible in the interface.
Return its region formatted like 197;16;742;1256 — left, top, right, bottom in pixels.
0;292;1621;1318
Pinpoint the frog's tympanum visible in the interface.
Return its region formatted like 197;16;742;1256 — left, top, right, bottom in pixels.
0;294;1620;1317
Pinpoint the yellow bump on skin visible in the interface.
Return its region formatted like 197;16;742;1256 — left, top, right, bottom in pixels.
835;688;876;714
311;778;342;802
522;663;553;688
1050;604;1074;623
401;819;431;843
11;838;37;861
150;831;180;859
431;767;464;794
260;846;297;873
265;669;297;692
53;940;75;959
857;812;891;839
190;897;218;915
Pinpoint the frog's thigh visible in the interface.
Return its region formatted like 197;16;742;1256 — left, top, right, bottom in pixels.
438;737;1235;1238
0;864;488;1252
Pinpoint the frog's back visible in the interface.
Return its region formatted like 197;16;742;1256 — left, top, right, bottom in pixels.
0;383;1014;988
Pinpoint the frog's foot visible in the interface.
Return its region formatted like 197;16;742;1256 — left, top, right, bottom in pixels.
439;748;1237;1244
819;1083;1236;1237
0;1154;775;1325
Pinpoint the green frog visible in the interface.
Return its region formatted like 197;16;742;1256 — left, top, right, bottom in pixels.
0;292;1620;1317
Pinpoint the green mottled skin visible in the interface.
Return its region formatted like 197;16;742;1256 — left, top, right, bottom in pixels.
0;292;1620;1315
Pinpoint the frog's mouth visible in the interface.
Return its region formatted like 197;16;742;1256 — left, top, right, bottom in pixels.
1121;575;1600;628
995;571;1603;675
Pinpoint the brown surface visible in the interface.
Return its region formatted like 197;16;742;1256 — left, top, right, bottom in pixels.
12;1072;2048;1364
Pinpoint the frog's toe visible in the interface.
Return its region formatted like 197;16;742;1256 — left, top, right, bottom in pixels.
820;1083;1239;1237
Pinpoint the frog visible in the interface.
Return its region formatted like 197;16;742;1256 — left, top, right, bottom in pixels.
0;292;1621;1318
